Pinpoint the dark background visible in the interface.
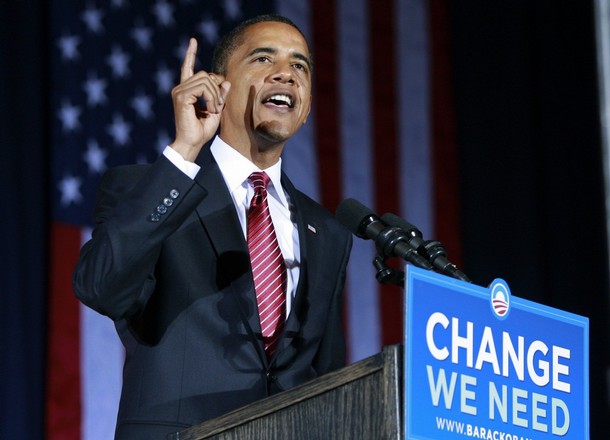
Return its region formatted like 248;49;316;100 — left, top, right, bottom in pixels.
449;2;610;436
2;0;608;437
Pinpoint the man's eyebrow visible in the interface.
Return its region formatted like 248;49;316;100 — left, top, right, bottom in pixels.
247;47;277;58
292;52;312;70
247;47;312;71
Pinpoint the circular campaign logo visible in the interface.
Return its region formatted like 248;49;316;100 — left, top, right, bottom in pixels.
489;279;511;320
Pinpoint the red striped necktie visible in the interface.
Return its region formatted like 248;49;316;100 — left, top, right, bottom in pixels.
247;172;287;358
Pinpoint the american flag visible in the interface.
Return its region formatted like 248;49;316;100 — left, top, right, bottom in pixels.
47;0;460;438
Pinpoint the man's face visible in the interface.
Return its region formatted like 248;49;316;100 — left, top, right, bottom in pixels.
219;21;312;149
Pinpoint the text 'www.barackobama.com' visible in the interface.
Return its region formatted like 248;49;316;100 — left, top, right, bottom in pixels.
435;417;533;440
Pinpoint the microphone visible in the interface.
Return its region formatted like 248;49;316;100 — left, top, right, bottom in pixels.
335;199;433;270
380;213;471;283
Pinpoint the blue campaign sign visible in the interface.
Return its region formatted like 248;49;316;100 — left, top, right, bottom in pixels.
404;266;589;439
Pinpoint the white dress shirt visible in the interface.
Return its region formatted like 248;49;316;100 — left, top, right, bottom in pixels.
163;137;301;314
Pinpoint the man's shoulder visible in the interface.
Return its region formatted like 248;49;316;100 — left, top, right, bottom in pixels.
287;185;325;214
289;188;349;235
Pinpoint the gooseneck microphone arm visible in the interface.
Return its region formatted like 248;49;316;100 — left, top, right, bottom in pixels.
335;199;432;286
335;198;472;286
335;199;433;273
381;213;471;283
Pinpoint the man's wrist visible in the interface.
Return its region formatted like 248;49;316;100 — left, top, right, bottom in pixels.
168;140;203;162
163;146;201;179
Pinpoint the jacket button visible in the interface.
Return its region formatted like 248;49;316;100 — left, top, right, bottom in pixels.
149;213;161;222
169;189;179;199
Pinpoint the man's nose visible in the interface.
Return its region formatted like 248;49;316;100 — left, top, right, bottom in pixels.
270;62;294;83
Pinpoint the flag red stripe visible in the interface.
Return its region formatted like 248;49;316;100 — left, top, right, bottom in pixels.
370;0;403;346
46;223;82;439
311;0;342;212
311;0;354;356
429;0;463;266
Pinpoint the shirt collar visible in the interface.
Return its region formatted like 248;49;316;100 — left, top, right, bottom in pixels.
209;136;288;207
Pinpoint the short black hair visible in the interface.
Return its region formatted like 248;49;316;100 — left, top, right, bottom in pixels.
211;14;313;76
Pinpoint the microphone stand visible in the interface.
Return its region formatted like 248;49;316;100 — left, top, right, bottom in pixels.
371;239;471;286
373;255;405;287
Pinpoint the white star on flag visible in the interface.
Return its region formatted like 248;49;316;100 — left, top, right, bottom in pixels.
58;101;82;132
58;175;83;206
155;65;174;94
107;113;132;146
107;46;131;78
83;73;108;107
57;34;81;61
131;92;154;120
131;24;153;50
152;0;175;27
156;130;171;154
199;18;220;44
83;140;108;174
222;0;242;21
81;6;105;34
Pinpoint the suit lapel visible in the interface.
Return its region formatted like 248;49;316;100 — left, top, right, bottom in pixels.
274;175;324;357
193;149;266;361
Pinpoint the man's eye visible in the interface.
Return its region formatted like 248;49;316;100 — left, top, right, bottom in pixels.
256;56;270;63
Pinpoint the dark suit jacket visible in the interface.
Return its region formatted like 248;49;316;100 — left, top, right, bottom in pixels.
73;147;352;439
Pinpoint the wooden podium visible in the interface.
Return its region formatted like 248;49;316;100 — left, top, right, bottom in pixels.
169;345;403;439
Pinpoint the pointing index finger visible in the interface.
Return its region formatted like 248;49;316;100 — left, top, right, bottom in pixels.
180;37;198;83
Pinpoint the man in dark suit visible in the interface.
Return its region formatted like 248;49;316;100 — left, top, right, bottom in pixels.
72;14;352;439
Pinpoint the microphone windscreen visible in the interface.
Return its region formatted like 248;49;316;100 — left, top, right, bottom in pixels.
335;198;375;236
380;212;418;233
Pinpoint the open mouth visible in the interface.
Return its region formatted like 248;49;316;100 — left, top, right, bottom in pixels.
262;93;294;109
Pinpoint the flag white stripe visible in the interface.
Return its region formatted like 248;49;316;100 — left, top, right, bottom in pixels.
278;0;319;201
338;0;381;362
80;229;123;440
397;0;434;235
81;304;123;440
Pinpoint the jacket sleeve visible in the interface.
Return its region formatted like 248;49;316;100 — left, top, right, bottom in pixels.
72;155;207;320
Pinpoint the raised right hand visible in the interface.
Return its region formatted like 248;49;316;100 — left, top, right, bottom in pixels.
169;38;231;162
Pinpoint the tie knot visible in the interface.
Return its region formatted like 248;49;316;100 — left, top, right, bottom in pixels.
249;171;270;191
